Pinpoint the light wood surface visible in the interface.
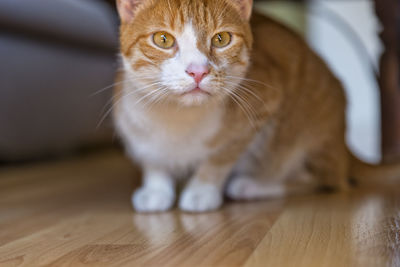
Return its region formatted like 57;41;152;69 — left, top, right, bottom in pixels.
1;149;399;267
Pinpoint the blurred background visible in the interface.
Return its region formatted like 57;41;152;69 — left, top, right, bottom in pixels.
0;0;397;164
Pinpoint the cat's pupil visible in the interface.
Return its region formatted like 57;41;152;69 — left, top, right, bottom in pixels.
217;34;222;42
161;35;167;43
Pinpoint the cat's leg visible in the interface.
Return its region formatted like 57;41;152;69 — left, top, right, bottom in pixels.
226;141;323;200
226;168;318;200
132;165;175;212
226;175;285;200
227;126;351;200
227;149;349;201
225;148;288;200
178;124;261;212
179;163;232;212
224;124;289;200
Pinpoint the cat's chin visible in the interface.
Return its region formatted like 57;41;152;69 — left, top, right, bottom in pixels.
178;92;211;106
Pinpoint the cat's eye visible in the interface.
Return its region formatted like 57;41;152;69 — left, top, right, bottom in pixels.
153;32;175;49
211;32;232;48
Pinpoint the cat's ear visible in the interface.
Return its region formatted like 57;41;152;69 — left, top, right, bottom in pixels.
117;0;142;23
232;0;253;21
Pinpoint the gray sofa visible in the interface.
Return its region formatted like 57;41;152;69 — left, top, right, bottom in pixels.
0;0;119;161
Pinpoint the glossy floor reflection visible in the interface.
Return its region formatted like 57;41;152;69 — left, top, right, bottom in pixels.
0;149;399;267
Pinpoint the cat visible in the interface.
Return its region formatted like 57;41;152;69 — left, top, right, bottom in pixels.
113;0;400;213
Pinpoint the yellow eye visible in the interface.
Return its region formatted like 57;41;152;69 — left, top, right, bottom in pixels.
153;32;175;49
212;32;231;48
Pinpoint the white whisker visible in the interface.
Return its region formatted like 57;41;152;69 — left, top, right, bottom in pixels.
98;81;163;116
142;88;170;110
219;86;257;129
232;90;259;124
90;75;157;97
226;75;277;91
224;81;265;105
96;82;165;129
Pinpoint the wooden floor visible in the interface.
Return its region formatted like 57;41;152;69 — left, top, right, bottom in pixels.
1;149;400;267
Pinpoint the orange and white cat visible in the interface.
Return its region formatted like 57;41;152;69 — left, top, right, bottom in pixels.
113;0;400;212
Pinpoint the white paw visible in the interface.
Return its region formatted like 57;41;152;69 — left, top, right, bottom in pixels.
132;187;175;212
226;176;259;200
179;183;222;212
226;176;285;200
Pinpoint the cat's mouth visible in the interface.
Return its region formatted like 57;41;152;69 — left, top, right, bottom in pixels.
178;86;214;106
182;86;211;96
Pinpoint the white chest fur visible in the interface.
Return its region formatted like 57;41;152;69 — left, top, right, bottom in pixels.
115;93;223;174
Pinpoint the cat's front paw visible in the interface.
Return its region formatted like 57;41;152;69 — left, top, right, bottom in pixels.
226;176;258;200
179;183;222;212
132;187;175;212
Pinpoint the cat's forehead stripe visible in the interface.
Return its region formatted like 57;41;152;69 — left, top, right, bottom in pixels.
176;22;208;66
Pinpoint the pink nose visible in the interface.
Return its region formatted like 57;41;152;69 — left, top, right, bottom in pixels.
185;64;209;84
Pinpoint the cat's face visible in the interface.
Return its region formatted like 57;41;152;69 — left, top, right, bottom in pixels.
118;0;253;106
